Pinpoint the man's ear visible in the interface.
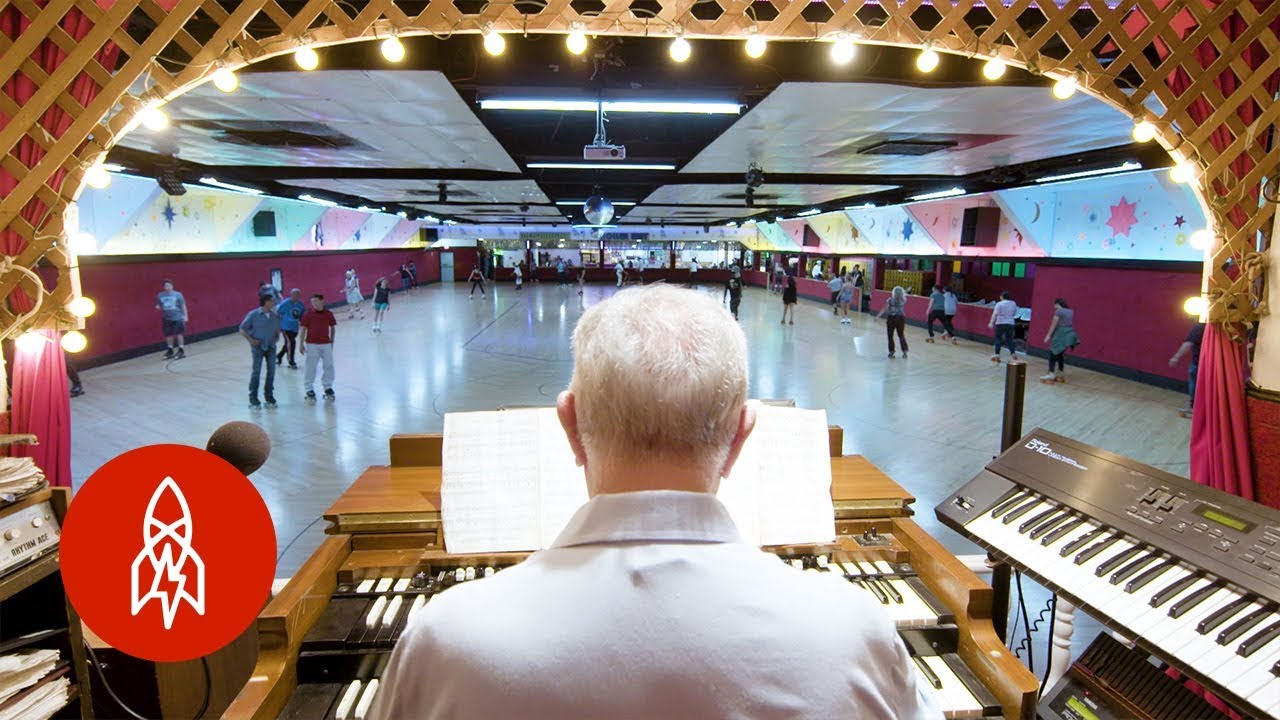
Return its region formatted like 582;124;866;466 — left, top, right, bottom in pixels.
719;402;758;478
556;391;588;468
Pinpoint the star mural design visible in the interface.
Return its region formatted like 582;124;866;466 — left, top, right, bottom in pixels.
162;201;176;229
1105;197;1139;237
1174;215;1187;228
902;219;915;241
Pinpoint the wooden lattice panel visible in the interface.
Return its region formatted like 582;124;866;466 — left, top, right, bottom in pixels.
1;0;1277;336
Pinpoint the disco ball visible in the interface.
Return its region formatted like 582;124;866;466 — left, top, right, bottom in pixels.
584;195;614;225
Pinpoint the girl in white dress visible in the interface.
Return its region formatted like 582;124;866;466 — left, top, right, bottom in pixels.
343;269;365;320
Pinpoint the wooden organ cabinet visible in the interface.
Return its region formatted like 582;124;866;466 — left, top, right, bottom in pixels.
225;429;1038;719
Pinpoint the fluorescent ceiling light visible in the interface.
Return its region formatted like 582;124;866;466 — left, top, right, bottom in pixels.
1035;161;1144;184
443;219;457;225
199;177;263;195
396;211;408;218
555;200;637;206
423;215;440;224
299;194;338;207
573;224;618;229
725;221;738;227
101;163;125;172
908;187;966;201
845;203;876;210
795;208;821;217
742;219;756;226
528;162;677;171
480;99;740;115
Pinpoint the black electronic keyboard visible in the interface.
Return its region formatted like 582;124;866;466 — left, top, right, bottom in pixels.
937;429;1280;719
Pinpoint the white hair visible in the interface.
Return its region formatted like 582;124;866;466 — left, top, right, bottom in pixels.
569;285;748;476
892;286;906;303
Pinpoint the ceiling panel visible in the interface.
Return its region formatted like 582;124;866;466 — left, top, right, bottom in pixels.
119;71;519;171
635;183;896;211
279;178;551;205
681;83;1134;176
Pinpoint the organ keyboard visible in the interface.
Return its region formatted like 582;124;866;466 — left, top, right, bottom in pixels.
226;431;1038;719
938;428;1280;719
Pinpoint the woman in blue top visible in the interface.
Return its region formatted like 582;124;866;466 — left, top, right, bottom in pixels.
1040;298;1080;383
876;286;910;358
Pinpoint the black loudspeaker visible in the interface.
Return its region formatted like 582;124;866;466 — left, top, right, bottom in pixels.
252;211;277;237
157;170;186;196
959;207;1001;247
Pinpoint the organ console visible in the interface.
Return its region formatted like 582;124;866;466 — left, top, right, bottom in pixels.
938;428;1280;719
225;428;1038;719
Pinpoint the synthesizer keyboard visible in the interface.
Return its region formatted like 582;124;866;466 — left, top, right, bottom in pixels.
937;429;1280;719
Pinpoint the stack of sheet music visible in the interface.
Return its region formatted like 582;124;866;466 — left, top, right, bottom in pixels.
0;458;45;506
0;648;69;720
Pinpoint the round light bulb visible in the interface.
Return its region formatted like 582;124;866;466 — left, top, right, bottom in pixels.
745;34;767;59
212;67;238;92
830;35;855;65
380;36;406;62
61;331;87;354
916;48;939;73
68;296;97;318
1189;229;1213;250
567;29;588;55
1132;120;1157;143
483;31;506;56
140;104;169;131
1052;76;1077;100
15;331;45;354
1170;162;1195;183
982;57;1007;80
1183;296;1206;317
70;232;96;255
295;46;319;70
669;36;691;63
84;164;111;189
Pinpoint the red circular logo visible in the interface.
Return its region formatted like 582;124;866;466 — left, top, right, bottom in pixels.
61;445;276;662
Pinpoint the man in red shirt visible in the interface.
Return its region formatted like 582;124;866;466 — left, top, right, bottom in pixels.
299;293;338;402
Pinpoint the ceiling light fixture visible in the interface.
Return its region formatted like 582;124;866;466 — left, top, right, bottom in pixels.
140;101;169;131
844;202;877;210
916;46;940;73
527;162;676;170
84;163;111;189
212;66;238;92
670;34;692;63
982;57;1007;80
299;194;338;207
381;35;406;62
795;208;821;217
1132;119;1157;143
483;28;506;56
479;99;740;114
1034;161;1142;184
830;33;856;65
555;200;636;206
567;24;588;55
745;30;767;59
199;177;264;194
295;46;320;71
908;187;966;201
423;215;441;224
1189;229;1214;251
1052;74;1078;100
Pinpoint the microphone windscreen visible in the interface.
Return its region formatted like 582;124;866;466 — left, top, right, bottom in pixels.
206;421;271;475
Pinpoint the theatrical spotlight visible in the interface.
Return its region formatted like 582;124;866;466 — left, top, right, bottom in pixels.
745;163;765;189
438;182;448;203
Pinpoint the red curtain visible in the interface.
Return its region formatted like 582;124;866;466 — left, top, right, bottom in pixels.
1;3;124;486
1191;324;1255;495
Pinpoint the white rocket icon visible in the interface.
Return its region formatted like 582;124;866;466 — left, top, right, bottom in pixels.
130;477;205;629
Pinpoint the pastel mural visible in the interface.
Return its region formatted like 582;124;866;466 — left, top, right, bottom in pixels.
807;211;877;254
76;173;425;255
906;197;1047;257
844;205;943;255
994;169;1206;261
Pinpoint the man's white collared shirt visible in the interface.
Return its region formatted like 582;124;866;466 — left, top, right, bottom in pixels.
372;490;943;719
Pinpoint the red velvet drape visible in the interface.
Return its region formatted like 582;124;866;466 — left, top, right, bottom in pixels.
1;3;124;486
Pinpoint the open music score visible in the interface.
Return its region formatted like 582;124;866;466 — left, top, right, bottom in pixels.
441;404;836;553
224;429;1039;720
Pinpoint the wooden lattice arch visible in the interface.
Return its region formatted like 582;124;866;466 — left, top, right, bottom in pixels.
2;0;1277;337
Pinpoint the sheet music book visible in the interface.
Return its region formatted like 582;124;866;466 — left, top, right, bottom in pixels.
441;404;835;553
0;648;58;707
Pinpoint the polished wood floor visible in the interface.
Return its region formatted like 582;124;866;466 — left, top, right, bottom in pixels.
70;282;1192;575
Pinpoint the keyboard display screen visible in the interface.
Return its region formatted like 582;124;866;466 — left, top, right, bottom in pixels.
1196;504;1255;533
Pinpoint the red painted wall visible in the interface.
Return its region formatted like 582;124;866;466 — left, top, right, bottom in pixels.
1027;265;1200;381
73;248;438;363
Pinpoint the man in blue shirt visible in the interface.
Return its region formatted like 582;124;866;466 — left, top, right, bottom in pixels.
239;296;281;409
275;288;305;370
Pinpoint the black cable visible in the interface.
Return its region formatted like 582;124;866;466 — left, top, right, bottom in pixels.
85;644;152;720
277;516;323;561
1039;595;1058;697
1016;571;1034;674
86;645;211;720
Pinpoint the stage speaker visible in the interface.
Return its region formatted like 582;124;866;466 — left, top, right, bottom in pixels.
960;207;1001;247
